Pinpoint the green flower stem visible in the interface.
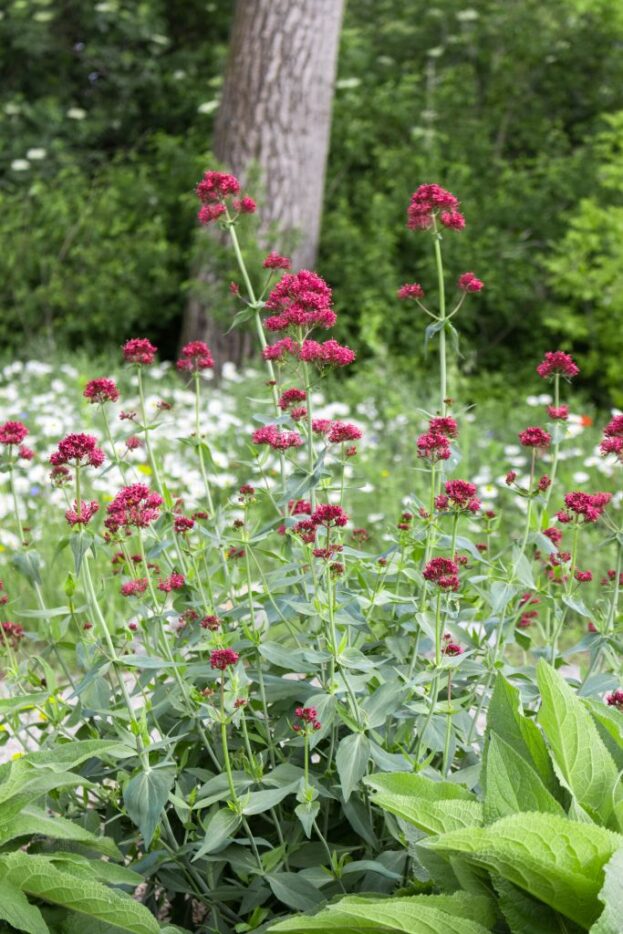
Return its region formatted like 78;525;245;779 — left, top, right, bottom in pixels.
607;537;622;634
519;449;537;556
442;672;453;776
225;213;287;491
242;545;276;767
300;339;317;508
136;366;163;494
432;220;447;415
542;374;560;512
192;372;216;516
303;731;310;789
219;679;238;803
100;404;129;480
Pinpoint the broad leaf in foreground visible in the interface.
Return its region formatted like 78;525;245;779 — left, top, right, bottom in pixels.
366;772;482;835
268;892;495;932
0;852;159;934
537;661;618;824
591;847;623;934
426;811;623;928
484;732;564;822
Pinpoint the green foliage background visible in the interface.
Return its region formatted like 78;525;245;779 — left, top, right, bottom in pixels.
2;0;623;399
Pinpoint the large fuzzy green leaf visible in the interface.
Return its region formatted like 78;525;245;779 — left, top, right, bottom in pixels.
0;877;49;934
485;675;556;793
366;772;482;835
591;847;623;933
0;807;120;856
0;852;159;934
493;877;583;934
536;661;619;824
484;732;564;822
268;892;495;932
426;811;623;928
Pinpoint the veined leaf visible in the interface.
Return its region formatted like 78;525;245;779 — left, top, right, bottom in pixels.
591;847;623;934
0;877;48;934
193;807;241;860
242;782;299;816
426;811;623;928
123;765;175;847
485;674;556;793
336;733;370;802
268;892;494;932
267;872;325;912
0;807;121;857
366;772;482;835
484;732;564;822
493;877;581;934
0;852;159;934
537;661;618;823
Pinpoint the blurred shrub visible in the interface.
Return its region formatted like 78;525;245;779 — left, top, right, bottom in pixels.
545;112;623;405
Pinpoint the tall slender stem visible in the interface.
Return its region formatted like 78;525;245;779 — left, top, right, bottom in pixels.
432;221;447;415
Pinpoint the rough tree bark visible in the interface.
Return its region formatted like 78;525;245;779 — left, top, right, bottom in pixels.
182;0;345;367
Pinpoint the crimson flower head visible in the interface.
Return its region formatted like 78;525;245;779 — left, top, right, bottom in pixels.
105;483;163;532
536;351;579;380
407;184;463;231
299;339;356;367
429;416;458;439
1;621;24;649
18;445;34;461
65;500;99;527
440;210;466;230
50;433;105;469
233;196;256;214
423;557;460;591
603;414;623;439
442;634;464;656
123;338;157;366
158;573;185;593
292;706;322;732
278;388;307;410
397;283;425;301
121;579;149;597
177;340;214;372
443;479;480;512
328;422;363;444
310;503;349;528
559;491;611;524
606;689;623;711
264;270;336;332
251;425;304;450
458;272;484;293
417;431;451;462
0;421;28;446
600;415;623;461
519;427;551;450
174;515;195;534
198;203;226;224
195;171;240;203
263;251;291;270
84;378;120;404
548;405;569;421
210;648;240;671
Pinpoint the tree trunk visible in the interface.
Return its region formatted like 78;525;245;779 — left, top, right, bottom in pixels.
182;0;344;367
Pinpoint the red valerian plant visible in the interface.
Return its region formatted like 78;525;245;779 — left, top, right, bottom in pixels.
1;174;621;934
